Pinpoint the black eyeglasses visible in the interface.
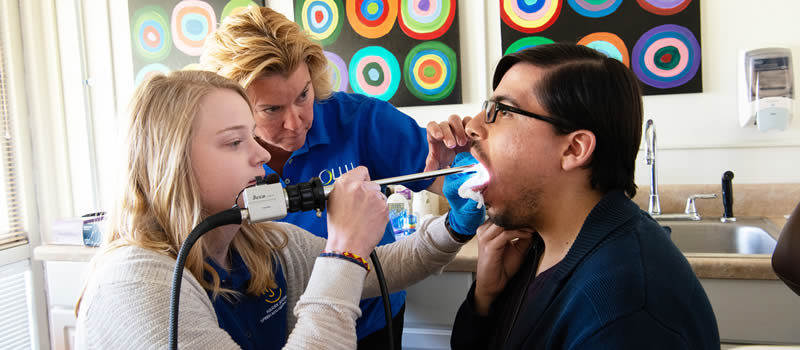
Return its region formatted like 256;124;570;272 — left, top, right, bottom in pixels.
482;100;573;130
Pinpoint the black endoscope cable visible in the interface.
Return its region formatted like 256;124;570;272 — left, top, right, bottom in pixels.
168;208;243;350
169;181;394;350
370;250;394;350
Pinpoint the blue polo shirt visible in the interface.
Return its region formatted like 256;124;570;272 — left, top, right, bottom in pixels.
206;251;289;350
262;91;432;339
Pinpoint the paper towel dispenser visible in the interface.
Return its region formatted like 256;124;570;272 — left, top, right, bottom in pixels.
738;48;794;131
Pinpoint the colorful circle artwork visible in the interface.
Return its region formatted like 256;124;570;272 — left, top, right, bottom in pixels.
398;0;456;40
221;0;258;23
505;36;554;55
632;24;700;89
403;41;457;102
636;0;691;16
131;6;171;62
567;0;622;18
346;0;398;39
296;0;344;45
577;32;629;67
499;0;562;34
325;51;349;92
135;63;171;86
349;46;400;101
171;0;217;56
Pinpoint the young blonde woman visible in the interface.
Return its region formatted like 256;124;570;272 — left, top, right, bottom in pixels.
201;6;478;347
74;70;477;349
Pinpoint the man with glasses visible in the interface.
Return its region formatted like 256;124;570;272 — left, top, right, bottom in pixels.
427;44;719;349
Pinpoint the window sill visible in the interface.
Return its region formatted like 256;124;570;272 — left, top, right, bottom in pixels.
32;244;97;262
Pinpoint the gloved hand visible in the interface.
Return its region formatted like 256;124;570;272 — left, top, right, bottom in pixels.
443;152;486;236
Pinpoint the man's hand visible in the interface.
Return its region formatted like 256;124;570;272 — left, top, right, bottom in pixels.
474;223;534;316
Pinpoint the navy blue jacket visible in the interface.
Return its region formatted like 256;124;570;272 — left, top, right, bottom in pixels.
451;191;720;349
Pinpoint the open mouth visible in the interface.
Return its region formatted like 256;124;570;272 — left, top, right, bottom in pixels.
456;163;490;209
467;163;490;193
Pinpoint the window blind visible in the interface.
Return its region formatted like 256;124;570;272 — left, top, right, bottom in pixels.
0;260;33;349
0;29;26;249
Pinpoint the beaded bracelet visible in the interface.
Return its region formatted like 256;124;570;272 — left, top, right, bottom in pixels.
320;251;370;272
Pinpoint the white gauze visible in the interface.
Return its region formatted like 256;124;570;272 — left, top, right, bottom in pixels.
457;164;489;209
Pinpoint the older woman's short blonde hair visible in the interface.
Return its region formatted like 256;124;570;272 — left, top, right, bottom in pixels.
201;6;332;99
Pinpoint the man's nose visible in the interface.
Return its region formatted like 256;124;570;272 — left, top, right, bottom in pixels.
465;111;487;140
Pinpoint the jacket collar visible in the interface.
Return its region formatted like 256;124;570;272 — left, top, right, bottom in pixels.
505;190;640;349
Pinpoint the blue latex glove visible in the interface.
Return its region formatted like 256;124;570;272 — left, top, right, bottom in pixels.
443;152;486;235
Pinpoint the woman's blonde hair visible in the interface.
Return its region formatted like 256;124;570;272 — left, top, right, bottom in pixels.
77;70;287;314
201;6;332;99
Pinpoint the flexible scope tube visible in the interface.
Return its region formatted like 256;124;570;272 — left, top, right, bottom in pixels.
169;208;244;350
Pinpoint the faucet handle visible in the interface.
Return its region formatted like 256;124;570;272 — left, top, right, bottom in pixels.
685;194;718;216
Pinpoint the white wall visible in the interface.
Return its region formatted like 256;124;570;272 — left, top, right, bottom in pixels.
634;0;800;185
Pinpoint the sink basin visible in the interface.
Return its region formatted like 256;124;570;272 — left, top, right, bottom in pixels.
658;217;779;255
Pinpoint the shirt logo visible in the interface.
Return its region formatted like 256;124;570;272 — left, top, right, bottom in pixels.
259;287;288;323
263;287;282;304
259;295;287;324
318;162;357;185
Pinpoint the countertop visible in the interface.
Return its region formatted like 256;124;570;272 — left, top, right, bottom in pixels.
32;216;789;280
443;216;788;280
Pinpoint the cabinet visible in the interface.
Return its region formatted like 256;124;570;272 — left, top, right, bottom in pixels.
48;307;76;350
701;278;800;344
43;261;88;350
402;272;473;350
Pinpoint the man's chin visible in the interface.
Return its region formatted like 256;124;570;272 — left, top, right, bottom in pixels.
488;210;526;231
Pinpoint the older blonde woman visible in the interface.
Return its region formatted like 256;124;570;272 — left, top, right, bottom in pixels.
74;70;472;349
201;6;482;347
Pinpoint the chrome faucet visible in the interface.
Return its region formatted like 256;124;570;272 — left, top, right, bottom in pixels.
645;119;661;215
644;119;716;221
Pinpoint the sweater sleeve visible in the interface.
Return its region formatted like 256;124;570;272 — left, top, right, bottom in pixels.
76;244;372;350
75;248;240;349
276;215;465;302
362;214;465;298
286;257;368;349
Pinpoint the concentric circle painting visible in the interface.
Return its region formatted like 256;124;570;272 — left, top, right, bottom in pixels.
349;46;401;101
499;0;562;34
398;0;456;40
500;0;702;94
403;41;458;102
632;24;700;89
295;0;344;45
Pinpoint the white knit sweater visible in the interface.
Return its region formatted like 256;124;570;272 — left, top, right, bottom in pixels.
75;215;463;349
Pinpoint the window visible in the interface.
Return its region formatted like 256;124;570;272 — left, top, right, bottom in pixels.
0;14;34;348
0;23;25;250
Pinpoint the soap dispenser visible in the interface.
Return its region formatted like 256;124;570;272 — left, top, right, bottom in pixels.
738;48;794;131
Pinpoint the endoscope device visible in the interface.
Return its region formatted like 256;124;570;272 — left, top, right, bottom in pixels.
168;165;474;350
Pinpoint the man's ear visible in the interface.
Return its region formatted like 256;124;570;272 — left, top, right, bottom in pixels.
560;129;596;171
